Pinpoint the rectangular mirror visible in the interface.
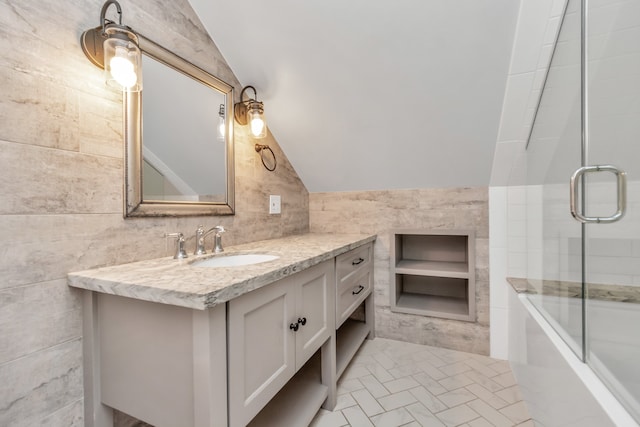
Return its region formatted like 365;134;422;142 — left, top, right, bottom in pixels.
124;34;234;217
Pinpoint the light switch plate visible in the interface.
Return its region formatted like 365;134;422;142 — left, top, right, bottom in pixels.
269;195;281;214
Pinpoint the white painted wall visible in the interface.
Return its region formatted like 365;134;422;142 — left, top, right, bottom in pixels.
189;0;520;192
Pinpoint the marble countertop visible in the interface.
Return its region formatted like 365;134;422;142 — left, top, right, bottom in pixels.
68;233;376;310
507;277;640;304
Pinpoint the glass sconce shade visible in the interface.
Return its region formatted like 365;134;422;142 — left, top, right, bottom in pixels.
103;28;142;91
248;101;266;138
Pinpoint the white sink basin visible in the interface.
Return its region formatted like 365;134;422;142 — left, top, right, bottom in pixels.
192;253;279;268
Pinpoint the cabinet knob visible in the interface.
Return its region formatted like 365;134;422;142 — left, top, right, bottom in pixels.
298;317;307;326
352;257;365;266
289;322;299;332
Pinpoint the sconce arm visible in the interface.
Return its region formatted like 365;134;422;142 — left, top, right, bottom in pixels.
100;0;123;30
239;85;258;103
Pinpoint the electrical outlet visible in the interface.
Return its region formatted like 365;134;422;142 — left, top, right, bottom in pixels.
269;195;281;214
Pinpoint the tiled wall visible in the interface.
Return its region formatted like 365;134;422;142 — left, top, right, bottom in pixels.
0;1;309;425
490;0;568;186
488;187;508;359
309;187;490;355
488;186;530;359
521;182;640;286
491;0;640;362
488;0;569;359
583;0;640;287
511;0;640;288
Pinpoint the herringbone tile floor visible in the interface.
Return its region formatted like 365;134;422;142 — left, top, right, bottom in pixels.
311;338;533;427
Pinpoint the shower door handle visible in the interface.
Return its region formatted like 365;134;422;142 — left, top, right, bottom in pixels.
570;165;627;223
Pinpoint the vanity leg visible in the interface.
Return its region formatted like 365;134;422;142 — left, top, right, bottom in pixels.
192;304;228;427
321;332;337;410
365;292;375;339
82;291;114;427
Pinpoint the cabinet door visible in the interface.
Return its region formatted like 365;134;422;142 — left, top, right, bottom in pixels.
295;260;335;369
228;279;296;427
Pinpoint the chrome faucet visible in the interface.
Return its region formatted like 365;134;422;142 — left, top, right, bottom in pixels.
195;225;214;255
165;232;188;259
195;225;226;255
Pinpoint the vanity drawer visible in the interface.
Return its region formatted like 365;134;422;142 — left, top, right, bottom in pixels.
336;243;372;286
336;270;372;328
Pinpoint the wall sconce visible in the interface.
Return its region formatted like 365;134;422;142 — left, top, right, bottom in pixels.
234;86;267;139
80;0;142;92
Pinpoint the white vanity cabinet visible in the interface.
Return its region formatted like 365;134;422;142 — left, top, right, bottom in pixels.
71;234;377;427
84;293;229;427
227;260;335;427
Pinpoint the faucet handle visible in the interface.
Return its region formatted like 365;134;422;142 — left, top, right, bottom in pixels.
165;232;188;259
213;226;225;253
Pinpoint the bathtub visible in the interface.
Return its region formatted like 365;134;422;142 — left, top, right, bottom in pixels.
507;286;638;427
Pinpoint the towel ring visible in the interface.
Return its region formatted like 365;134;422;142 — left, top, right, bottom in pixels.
255;144;277;171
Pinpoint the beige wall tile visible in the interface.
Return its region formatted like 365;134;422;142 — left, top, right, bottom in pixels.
0;339;83;427
0;140;122;215
310;187;490;355
36;399;84;427
0;280;82;364
78;92;123;158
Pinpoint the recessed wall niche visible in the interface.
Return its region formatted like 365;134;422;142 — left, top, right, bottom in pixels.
390;229;476;322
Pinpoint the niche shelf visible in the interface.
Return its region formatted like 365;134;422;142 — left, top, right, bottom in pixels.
390;229;476;322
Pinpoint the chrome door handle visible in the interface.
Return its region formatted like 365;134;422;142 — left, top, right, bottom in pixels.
570;165;627;223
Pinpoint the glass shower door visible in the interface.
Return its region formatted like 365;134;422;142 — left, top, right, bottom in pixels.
584;0;640;421
525;0;585;359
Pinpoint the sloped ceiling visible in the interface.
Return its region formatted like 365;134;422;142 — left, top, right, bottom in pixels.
188;0;520;192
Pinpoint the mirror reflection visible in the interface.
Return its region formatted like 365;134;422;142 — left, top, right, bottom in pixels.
124;34;235;217
141;55;226;202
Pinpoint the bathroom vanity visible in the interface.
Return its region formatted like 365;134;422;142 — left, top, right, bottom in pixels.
68;233;376;427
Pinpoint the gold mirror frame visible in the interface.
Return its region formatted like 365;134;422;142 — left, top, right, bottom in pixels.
124;34;234;217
